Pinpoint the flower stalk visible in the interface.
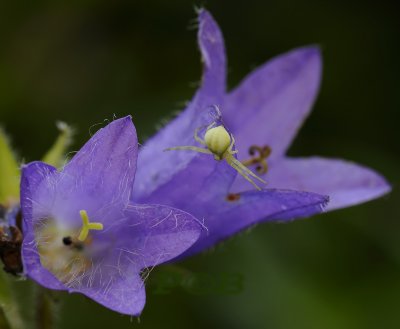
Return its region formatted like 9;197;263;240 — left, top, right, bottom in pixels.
35;287;57;329
0;272;24;329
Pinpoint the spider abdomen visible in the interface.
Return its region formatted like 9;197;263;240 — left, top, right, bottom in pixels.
204;126;231;157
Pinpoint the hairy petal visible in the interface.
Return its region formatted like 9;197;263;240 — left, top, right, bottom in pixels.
197;8;226;96
133;10;226;200
72;274;146;316
68;204;202;315
21;161;65;290
61;116;137;207
224;46;322;160
179;189;328;257
35;117;139;226
115;204;202;268
266;157;391;210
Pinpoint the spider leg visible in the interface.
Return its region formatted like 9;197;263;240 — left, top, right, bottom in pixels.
229;156;267;184
206;122;217;130
164;146;213;155
193;122;217;145
227;134;235;152
228;159;262;191
227;135;239;155
194;126;207;146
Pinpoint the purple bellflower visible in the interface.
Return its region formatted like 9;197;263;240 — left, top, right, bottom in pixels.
20;116;202;315
131;10;390;256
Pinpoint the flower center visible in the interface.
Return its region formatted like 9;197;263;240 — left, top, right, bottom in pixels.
34;210;104;288
241;145;271;174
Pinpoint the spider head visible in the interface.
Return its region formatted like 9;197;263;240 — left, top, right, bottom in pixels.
204;126;231;159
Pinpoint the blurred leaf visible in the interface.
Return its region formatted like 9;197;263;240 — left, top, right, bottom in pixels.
0;273;24;329
0;128;20;205
0;273;12;308
42;122;73;169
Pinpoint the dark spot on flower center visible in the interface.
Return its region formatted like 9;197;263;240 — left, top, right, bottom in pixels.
62;236;84;251
62;236;72;246
226;193;241;202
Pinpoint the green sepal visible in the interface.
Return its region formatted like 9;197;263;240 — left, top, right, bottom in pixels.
0;128;20;206
42;122;73;169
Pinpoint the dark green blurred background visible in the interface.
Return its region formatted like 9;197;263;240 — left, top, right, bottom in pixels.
0;1;399;328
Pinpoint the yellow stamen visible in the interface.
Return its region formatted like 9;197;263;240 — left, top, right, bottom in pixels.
78;210;103;242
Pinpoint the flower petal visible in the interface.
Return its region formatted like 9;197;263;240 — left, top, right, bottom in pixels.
197;8;226;96
223;46;322;160
61;116;137;207
179;188;328;257
72;274;146;316
70;203;202;315
115;203;203;268
21;161;65;290
134;153;237;208
133;10;227;200
266;157;391;211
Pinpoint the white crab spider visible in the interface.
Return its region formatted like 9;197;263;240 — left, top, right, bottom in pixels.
165;123;267;190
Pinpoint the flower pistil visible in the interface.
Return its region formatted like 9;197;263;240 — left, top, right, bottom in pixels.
241;145;272;174
77;210;103;242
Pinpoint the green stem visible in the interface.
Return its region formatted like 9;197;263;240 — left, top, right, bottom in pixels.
35;288;56;329
1;304;24;329
0;272;24;329
0;307;12;329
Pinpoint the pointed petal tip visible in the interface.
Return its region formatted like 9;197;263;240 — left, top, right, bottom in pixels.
327;171;392;211
197;7;212;21
110;115;134;130
272;190;330;221
333;161;393;210
369;170;392;194
287;45;322;66
381;178;392;195
69;278;146;317
197;9;220;41
274;157;392;212
21;161;35;173
21;160;56;175
95;116;137;145
301;45;322;56
89;116;135;141
195;8;226;94
22;160;44;168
